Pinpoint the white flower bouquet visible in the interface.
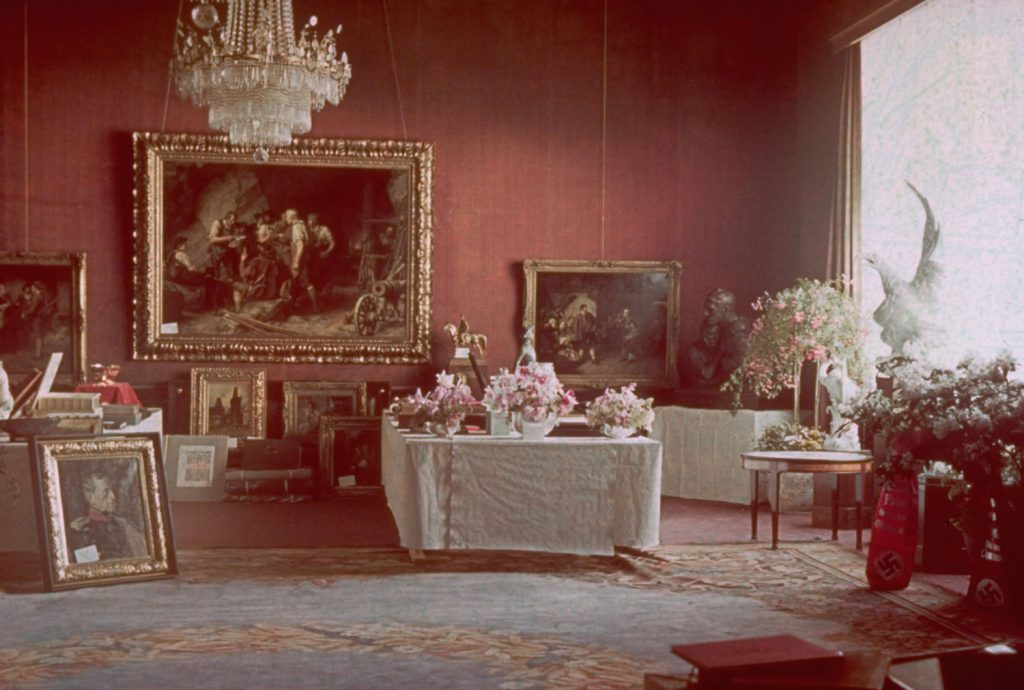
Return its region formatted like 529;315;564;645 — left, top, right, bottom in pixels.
584;383;655;438
483;362;577;423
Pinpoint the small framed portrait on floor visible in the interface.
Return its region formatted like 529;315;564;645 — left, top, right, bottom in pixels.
28;433;177;591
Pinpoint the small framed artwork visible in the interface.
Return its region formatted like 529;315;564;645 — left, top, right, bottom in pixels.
523;259;681;389
318;416;382;498
162;435;230;501
189;367;267;439
28;433;177;591
0;252;87;385
282;381;367;440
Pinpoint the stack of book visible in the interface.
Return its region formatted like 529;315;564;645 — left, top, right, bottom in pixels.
646;636;1021;689
224;439;312;501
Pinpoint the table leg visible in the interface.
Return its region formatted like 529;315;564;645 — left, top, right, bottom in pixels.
830;473;840;541
749;469;759;541
768;468;780;549
855;472;865;551
408;549;425;562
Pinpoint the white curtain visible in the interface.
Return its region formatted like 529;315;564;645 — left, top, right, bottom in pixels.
860;0;1024;366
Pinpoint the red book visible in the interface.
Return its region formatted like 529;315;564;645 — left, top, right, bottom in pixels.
670;635;843;686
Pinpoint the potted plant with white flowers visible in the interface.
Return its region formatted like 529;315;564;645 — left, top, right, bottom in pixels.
584;383;655;439
483;362;577;440
405;371;478;438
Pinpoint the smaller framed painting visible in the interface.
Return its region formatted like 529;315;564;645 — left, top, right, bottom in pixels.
317;416;381;498
0;252;87;385
28;433;177;591
189;367;267;439
282;381;367;440
162;435;230;501
523;259;681;389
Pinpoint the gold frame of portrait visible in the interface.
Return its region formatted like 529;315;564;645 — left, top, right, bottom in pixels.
522;259;682;389
317;415;382;499
131;132;434;364
282;380;368;440
0;251;87;385
28;434;176;592
189;367;267;438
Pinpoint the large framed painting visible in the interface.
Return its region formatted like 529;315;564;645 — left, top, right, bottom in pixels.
0;252;87;385
282;381;366;440
132;132;433;364
189;367;267;439
28;434;176;591
523;259;681;389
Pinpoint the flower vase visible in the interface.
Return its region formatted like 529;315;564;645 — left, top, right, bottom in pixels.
520;414;556;441
429;420;461;439
601;424;636;439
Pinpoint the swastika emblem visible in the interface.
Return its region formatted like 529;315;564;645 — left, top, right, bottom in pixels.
875;551;904;580
975;578;1006;609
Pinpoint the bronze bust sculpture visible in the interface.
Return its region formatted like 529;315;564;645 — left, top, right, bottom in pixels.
683;288;749;388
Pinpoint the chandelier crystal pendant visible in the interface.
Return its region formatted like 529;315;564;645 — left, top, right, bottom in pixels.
172;0;352;159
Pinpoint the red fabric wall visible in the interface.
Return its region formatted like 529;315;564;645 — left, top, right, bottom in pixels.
0;0;840;389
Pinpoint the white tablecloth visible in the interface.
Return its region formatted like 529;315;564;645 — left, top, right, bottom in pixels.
381;418;662;556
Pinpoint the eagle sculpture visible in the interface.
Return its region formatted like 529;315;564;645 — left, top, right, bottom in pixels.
864;181;943;357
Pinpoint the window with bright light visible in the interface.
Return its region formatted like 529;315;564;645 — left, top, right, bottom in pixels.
860;0;1024;367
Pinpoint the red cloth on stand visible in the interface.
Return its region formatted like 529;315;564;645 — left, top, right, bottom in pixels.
74;383;142;406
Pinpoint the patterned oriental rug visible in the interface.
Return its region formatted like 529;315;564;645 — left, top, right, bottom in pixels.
1;543;1022;689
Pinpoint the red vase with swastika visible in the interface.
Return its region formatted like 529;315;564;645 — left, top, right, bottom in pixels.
866;474;918;590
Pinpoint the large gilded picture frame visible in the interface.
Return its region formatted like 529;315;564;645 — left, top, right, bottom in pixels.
132;132;433;363
0;252;87;385
523;259;681;389
189;367;267;439
29;434;176;591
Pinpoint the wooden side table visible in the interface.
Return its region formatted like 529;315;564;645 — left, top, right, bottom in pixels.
741;450;873;550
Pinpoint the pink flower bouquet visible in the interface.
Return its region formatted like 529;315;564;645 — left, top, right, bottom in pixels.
483;362;576;424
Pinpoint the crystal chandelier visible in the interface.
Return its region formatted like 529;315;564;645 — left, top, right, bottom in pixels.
172;0;352;158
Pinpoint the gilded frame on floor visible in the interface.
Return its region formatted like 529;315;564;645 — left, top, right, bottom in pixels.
29;434;176;591
0;252;87;385
189;367;267;439
282;380;367;440
317;415;382;498
131;132;433;364
523;259;681;389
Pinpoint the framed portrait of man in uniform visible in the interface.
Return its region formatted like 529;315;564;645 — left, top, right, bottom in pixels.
28;434;176;591
522;259;681;390
131;132;433;365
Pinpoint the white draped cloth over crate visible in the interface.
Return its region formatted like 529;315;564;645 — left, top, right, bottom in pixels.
381;418;662;556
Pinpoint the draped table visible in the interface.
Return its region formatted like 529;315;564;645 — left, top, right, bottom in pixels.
381;417;662;556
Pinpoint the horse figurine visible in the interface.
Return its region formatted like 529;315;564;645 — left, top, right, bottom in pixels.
442;316;488;357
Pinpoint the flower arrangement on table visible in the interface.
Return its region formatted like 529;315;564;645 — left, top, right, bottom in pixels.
483;362;577;426
722;277;867;428
756;421;826;451
584;383;655;439
406;371;477;438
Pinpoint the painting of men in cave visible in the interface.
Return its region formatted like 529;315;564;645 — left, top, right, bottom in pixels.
0;253;86;384
524;261;680;389
161;161;410;340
